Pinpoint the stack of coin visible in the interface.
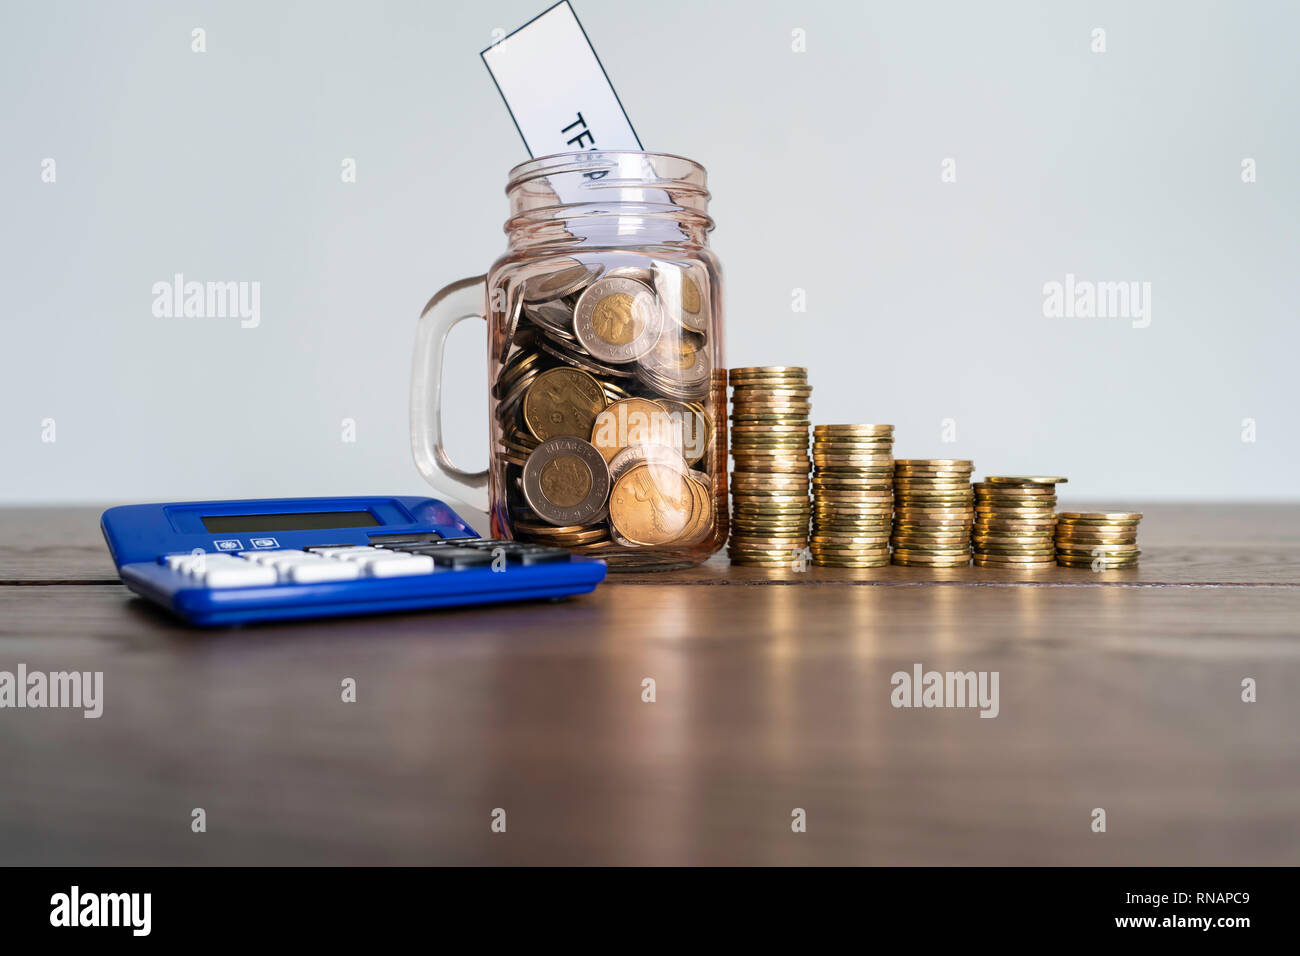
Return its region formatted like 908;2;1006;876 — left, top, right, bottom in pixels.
891;460;974;567
971;476;1065;570
810;425;894;567
727;367;811;566
1055;512;1142;569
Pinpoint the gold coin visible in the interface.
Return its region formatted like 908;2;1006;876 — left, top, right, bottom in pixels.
815;503;892;513
1056;543;1141;554
672;474;714;546
512;521;590;535
589;398;676;463
810;540;892;550
985;475;1068;485
974;533;1055;545
974;545;1056;557
971;553;1057;565
812;556;891;567
1055;528;1138;541
738;426;806;437
892;521;970;531
1056;512;1143;522
896;492;974;501
729;365;807;378
814;458;894;468
731;462;811;475
813;436;893;445
813;423;893;434
814;476;893;486
609;463;694;546
522;366;608;441
972;483;1055;494
1056;536;1139;547
1056;558;1139;568
813;488;893;498
653;399;713;467
679;275;702;314
818;523;893;533
733;524;809;535
810;533;892;544
891;554;971;566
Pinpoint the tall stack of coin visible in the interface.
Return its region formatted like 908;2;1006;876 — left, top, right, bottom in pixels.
1055;512;1142;569
891;460;975;567
727;367;811;566
810;425;894;567
971;476;1065;570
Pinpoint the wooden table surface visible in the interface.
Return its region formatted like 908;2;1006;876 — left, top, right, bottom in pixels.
1;504;1297;865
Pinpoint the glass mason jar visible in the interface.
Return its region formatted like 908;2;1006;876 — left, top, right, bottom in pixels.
411;151;727;570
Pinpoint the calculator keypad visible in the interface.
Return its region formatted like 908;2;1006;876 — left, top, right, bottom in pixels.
162;539;572;587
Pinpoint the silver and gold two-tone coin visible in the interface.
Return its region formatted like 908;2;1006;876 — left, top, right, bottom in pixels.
573;276;664;364
521;437;611;527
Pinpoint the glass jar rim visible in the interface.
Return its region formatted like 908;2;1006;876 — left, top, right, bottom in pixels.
506;150;706;190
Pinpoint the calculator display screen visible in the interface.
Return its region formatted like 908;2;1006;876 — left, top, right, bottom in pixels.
201;511;380;533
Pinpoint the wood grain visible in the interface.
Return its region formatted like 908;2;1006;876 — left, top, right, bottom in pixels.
4;504;1300;585
0;504;1297;865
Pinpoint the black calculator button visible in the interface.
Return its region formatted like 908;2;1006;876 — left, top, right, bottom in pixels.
425;548;495;568
367;532;446;546
510;548;570;565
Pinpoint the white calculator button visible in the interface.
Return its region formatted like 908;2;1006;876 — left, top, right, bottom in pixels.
308;546;374;557
365;554;435;577
286;560;361;583
243;549;309;565
202;564;278;588
166;553;240;575
330;547;391;562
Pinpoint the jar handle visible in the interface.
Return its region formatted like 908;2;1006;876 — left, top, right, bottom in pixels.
410;275;490;514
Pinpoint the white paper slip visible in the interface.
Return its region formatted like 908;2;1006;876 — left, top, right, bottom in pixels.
481;1;641;159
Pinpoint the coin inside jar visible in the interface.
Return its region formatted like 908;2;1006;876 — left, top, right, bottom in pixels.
590;397;679;463
654;263;709;334
522;366;608;441
521;437;611;527
609;461;695;545
522;259;602;303
653;398;711;466
607;441;690;482
573;276;663;363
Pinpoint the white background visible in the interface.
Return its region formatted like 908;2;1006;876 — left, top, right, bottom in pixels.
2;0;1297;506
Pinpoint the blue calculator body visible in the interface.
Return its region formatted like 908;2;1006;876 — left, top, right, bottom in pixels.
101;496;606;627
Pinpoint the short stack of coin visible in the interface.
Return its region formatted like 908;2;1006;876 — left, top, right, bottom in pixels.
810;425;894;567
727;367;811;566
1055;512;1142;569
971;476;1065;570
891;460;975;567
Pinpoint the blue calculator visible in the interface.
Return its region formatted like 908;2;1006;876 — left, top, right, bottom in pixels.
100;496;607;626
